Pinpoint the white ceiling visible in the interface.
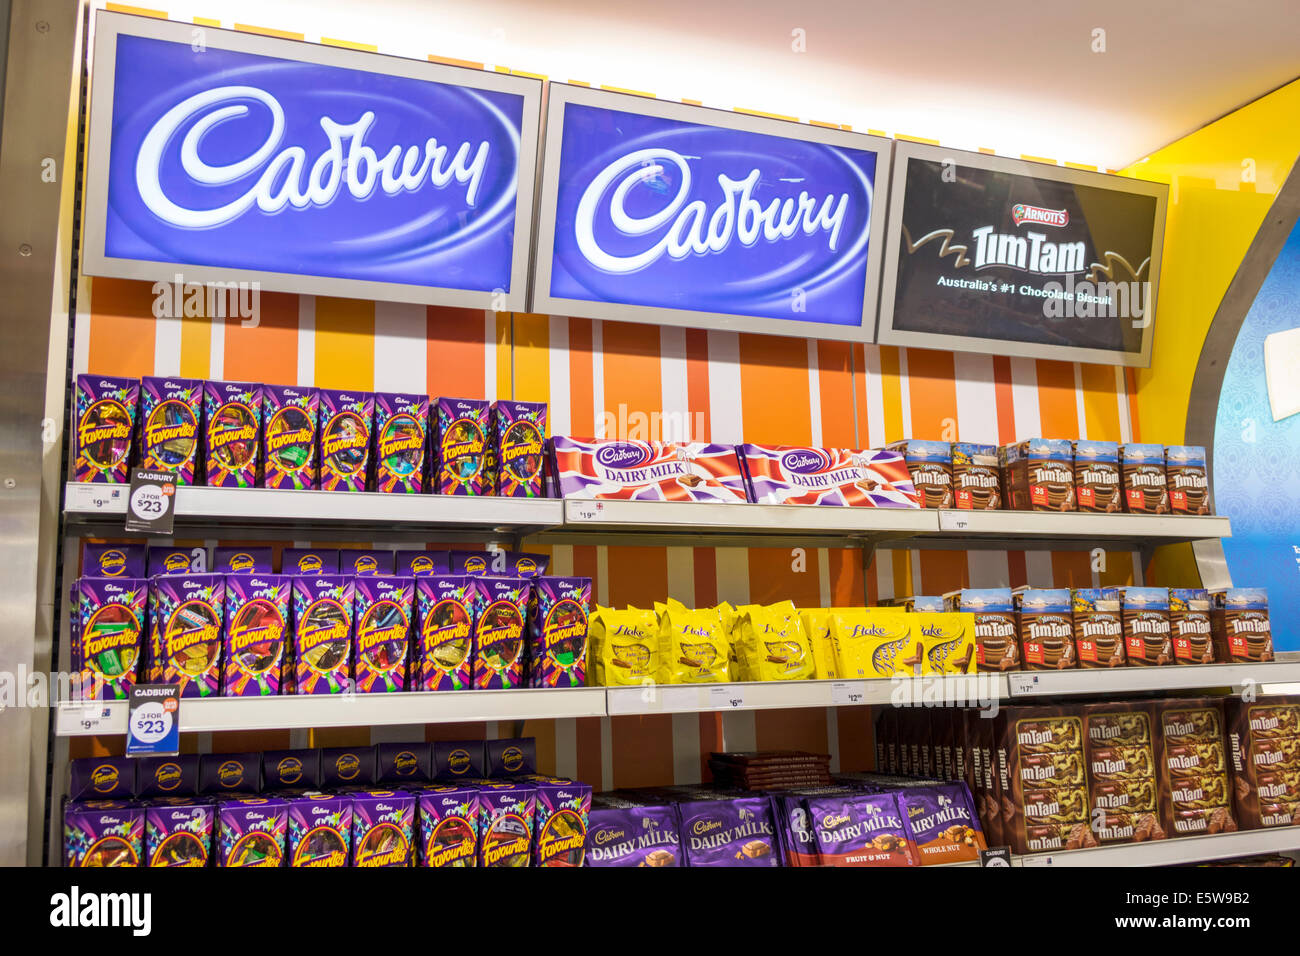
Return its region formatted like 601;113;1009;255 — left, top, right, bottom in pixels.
99;0;1300;168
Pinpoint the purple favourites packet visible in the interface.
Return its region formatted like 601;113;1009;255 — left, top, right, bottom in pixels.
415;576;482;691
354;577;414;693
585;797;682;867
82;542;145;578
435;397;490;496
340;548;392;576
64;801;144;867
213;546;273;573
677;795;781;867
262;384;318;490
318;388;373;492
287;793;352;867
223;574;290;697
137;754;199;798
534;780;592;867
73;576;146;700
529;576;590;688
374;392;428;493
147;573;224;698
204;380;263;488
73;374;137;483
417;785;480;867
478;782;536;867
293;575;354;695
351;790;416;867
474;576;532;689
490;399;547;497
217;796;288;867
139;376;202;485
145;799;214;867
394;549;448;577
282;548;339;575
69;756;135;800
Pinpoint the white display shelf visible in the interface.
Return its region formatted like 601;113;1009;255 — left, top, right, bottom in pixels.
604;675;993;715
54;686;606;736
925;509;1232;550
1006;659;1300;698
1015;825;1300;867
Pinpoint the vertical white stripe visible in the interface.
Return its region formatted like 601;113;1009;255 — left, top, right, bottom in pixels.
296;296;316;387
289;729;310;749
826;708;840;772
875;548;895;600
373;301;427;393
486;721;500;739
208;312;225;381
549;544;574;577
806;339;823;446
953;352;999;444
659;326;690;442
73;275;91;375
910;550;923;596
721;711;757;752
1008;357;1040;439
860;346;886;447
595;546;610;606
714;548;750;605
154;283;182;376
671;713;702;785
548;316;572;436
483;310;498;399
600;717;613;791
555;718;578;779
898;349;914;438
1131;551;1145;586
1072;364;1089;440
666;546;695;604
1025;551;1056;586
706;330;743;443
591;320;606;438
1115;366;1134;443
817;548;832;606
967;551;1010;587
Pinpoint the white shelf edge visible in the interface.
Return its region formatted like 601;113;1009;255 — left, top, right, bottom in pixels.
1015;825;1300;867
1007;661;1300;698
562;498;935;535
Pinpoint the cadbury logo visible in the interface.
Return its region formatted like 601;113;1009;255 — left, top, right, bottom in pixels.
595;443;651;469
780;450;827;474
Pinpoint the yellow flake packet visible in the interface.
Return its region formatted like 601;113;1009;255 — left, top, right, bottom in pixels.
829;610;913;679
914;612;977;675
657;605;729;684
589;606;659;686
735;602;815;682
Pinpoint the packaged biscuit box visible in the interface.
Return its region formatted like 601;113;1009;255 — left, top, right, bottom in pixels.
676;795;780;867
1223;696;1300;829
318;389;372;492
417;785;479;867
474;577;532;689
529;576;591;688
952;442;1001;509
585;796;682;867
64;801;144;867
377;742;432;785
137;754;199;798
200;752;260;796
490;399;547;497
478;782;536;867
657;603;730;684
1003;438;1076;511
350;791;415;866
213;547;272;573
287;793;352;867
262;384;318;490
69;756;135;801
263;750;320;791
589;606;659;685
321;746;376;789
886;439;953;508
827;609;911;679
1169;588;1214;664
435;397;491;495
82;542;145;578
1166;445;1211;514
1121;587;1172;666
395;549;448;577
913;612;977;675
73;375;138;483
145;800;213;867
1210;588;1272;663
217;797;287;867
1157;698;1235;839
899;783;986;864
223;573;290;697
1073;440;1122;513
995;705;1092;854
1121;443;1169;513
945;588;1018;671
1082;702;1163;844
139;376;202;485
1072;587;1125;667
373;392;428;494
735;445;920;508
415;576;481;691
204;380;262;488
534;780;592;867
550;437;750;502
732;601;815;681
73;577;145;700
810;791;921;867
354;576;413;693
292;575;354;694
148;574;224;697
1014;587;1076;670
282;547;338;575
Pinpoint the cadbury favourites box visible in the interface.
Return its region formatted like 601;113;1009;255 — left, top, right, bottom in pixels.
737;445;920;508
200;753;260;796
373;392;428;494
433;741;485;782
415;576;481;691
69;757;135;800
147;545;198;576
292;575;354;694
354;576;414;693
213;547;272;574
435;397;491;495
82;543;146;578
377;742;432;785
529;576;591;688
217;796;287;867
321;746;376;789
490;399;547;497
584;796;681;867
137;754;199;798
287;793;352;867
64;801;144;867
73;374;137;483
340;548;392;577
204;380;263;487
223;573;290;697
148;574;224;697
487;738;537;778
478;782;536;867
395;550;448;577
418;785;479;867
262;384;317;490
145;800;213;867
318;389;373;492
139;376;202;485
282;548;338;575
534;780;592;867
474;576;532;689
73;576;145;700
351;790;416;867
550;438;749;502
263;750;320;791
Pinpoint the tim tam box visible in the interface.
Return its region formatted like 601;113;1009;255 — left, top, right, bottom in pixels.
1166;445;1211;515
1121;587;1171;666
994;704;1091;854
1121;443;1169;514
1082;702;1162;844
1223;697;1298;830
886;440;952;508
1155;698;1235;838
944;589;1018;671
1073;440;1122;513
1169;588;1214;664
1072;588;1125;668
1003;439;1076;512
951;443;1001;510
1013;588;1076;670
1210;588;1272;663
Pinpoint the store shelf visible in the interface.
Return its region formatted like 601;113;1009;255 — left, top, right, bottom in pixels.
1006;659;1300;698
604;675;992;715
917;509;1232;551
54;687;606;736
1015;826;1300;867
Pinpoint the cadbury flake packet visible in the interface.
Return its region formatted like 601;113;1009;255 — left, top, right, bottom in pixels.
656;602;730;684
733;601;815;682
677;795;780;867
828;609;912;679
589;606;658;686
808;791;919;867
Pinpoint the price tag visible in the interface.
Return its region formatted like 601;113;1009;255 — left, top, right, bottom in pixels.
124;468;177;534
938;510;972;531
126;685;180;756
1007;673;1040;696
67;483;127;513
831;681;865;706
979;847;1013;867
569;501;606;522
1020;854;1056;867
74;702;118;734
708;685;746;710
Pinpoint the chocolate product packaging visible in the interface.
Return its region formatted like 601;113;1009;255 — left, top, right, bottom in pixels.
139;376;202;484
321;746;376;789
550;437;750;502
736;445;920;507
223;573;290;697
1223;697;1300;829
773;794;820;866
217;796;287;867
435;397;491;495
801;608;842;679
589;606;659;685
1121;587;1172;666
204;380;262;487
899;594;946;612
318;388;372;492
529;576;591;688
373;392;428;494
826;609;910;678
145;800;213;867
73;576;145;700
433;740;486;782
1166;444;1211;514
377;742;431;785
490;399;547;497
417;785;479;866
945;588;1019;671
213;547;272;574
261;384;318;490
657;603;729;684
354;575;413;693
147;545;199;576
282;547;339;575
69;757;135;800
487;738;537;778
732;601;816;682
395;549;449;577
1014;588;1076;670
886;439;953;508
200;752;260;795
1210;588;1273;663
951;442;1001;510
1169;588;1215;664
1072;587;1125;667
534;780;592;866
340;548;392;577
449;548;549;577
810;791;920;867
677;795;780;867
898;783;986;864
474;576;532;689
263;750;320;791
148;573;224;697
82;542;145;578
137;754;199;799
73;374;137;483
415;576;481;691
995;705;1090;854
292;575;354;694
1073;440;1122;513
286;793;352;867
1003;438;1076;511
64;801;144;867
585;796;682;867
1083;702;1162;843
478;782;536;867
1122;443;1169;513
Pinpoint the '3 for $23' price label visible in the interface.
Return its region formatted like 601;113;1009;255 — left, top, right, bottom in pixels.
124;468;177;533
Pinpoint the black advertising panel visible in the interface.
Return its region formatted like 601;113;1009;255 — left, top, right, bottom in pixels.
876;143;1168;366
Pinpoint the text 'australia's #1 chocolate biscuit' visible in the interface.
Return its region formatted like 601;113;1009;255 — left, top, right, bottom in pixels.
490;400;547;497
1121;443;1169;513
74;375;137;483
737;445;920;508
64;801;144;867
204;380;262;487
217;797;287;867
474;577;532;689
140;376;202;484
223;574;290;697
1169;588;1214;664
886;439;952;508
74;577;145;700
550;437;750;502
530;576;591;688
292;576;354;694
1072;587;1124;667
1073;440;1122;513
287;793;351;867
436;397;490;496
149;574;224;697
418;786;479;867
945;588;1018;671
1003;438;1076;511
261;385;317;490
354;576;414;693
372;392;428;494
1014;587;1076;670
1122;587;1172;666
318;389;372;492
534;781;592;867
415;576;481;691
951;442;1001;510
1165;445;1211;515
1211;588;1273;663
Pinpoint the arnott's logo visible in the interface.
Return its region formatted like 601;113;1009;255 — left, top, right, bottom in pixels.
1012;203;1069;228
